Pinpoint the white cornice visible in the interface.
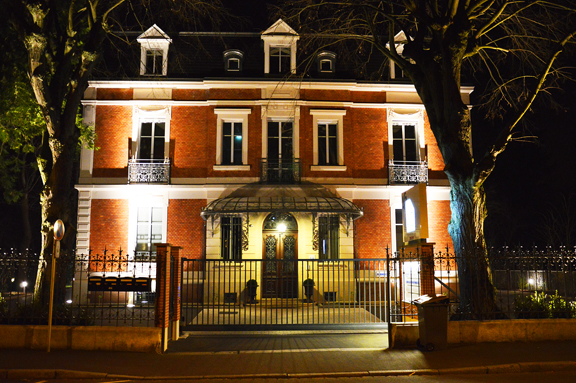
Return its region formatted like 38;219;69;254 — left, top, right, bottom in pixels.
87;79;474;95
81;99;428;109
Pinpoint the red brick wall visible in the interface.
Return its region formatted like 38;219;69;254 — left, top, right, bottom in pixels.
170;106;209;178
93;106;131;177
424;114;446;174
172;89;208;101
209;89;260;100
427;200;453;250
354;199;391;258
90;199;129;255
167;199;206;260
351;91;386;103
301;89;351;102
349;108;388;179
97;89;133;100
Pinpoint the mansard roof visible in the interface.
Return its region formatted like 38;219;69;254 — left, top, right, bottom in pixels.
94;19;393;82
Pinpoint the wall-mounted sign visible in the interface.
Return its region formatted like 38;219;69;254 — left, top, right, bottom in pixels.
402;183;429;243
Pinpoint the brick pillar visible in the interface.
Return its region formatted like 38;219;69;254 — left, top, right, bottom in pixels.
155;243;171;353
170;246;182;341
419;243;435;296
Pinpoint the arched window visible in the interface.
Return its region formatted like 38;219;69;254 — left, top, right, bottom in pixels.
317;51;336;74
224;50;244;72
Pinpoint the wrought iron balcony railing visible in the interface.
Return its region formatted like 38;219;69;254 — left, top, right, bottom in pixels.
388;160;428;184
260;158;301;184
128;159;170;184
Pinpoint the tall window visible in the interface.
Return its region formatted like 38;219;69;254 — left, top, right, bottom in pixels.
319;216;339;260
318;123;338;165
270;47;291;74
393;123;418;162
221;216;242;260
222;122;243;165
145;49;163;75
136;207;163;256
138;121;165;160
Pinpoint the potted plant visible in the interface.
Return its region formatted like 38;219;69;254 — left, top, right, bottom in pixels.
303;278;315;303
246;279;259;304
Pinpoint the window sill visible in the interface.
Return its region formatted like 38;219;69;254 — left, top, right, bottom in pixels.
310;165;347;172
213;165;251;171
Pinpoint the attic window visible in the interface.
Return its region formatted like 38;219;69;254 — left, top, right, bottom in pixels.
224;50;244;72
137;25;172;77
262;19;299;75
317;51;336;73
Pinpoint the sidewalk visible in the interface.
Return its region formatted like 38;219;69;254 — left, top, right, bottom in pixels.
1;331;576;380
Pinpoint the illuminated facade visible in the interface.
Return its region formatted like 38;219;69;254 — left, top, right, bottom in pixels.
76;20;466;301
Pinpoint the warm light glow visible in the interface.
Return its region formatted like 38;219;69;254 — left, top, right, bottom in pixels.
20;281;28;288
528;278;535;285
66;300;72;304
405;199;416;233
277;223;287;232
127;304;136;308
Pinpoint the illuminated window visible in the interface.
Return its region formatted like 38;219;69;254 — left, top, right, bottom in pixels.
405;199;416;233
136;207;163;257
221;216;242;260
319;216;339;260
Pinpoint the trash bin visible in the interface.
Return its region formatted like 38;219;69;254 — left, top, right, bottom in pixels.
413;294;450;351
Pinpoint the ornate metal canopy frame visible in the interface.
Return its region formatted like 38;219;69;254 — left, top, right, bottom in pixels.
201;196;364;251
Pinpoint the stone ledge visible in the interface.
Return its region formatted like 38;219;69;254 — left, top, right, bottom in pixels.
0;325;161;353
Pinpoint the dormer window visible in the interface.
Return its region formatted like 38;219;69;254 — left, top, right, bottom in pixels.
317;51;336;73
387;31;409;80
137;25;172;77
270;46;291;74
224;50;244;72
262;19;299;75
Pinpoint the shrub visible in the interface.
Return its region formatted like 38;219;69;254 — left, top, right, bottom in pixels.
514;291;548;319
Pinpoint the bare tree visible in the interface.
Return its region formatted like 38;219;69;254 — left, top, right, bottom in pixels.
6;0;230;303
278;0;576;316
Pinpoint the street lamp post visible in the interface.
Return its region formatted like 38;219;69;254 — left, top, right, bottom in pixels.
47;219;65;352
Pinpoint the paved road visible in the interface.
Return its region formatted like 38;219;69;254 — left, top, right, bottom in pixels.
4;371;576;382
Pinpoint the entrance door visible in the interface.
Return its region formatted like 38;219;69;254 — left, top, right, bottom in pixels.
262;213;298;298
267;120;294;183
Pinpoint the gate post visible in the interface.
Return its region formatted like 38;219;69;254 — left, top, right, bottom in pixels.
170;246;182;341
155;243;171;353
419;243;435;296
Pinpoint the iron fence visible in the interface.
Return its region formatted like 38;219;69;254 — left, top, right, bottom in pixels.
2;246;576;329
0;248;157;327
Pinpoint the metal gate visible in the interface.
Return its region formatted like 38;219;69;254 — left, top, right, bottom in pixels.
180;258;422;330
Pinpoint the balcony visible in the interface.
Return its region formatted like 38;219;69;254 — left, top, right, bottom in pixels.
260;158;301;184
128;159;170;184
388;160;428;184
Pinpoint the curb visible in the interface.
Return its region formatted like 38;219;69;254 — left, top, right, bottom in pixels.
2;361;576;380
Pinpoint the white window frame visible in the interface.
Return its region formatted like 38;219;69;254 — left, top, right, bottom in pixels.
214;109;251;171
128;195;168;259
262;34;299;74
224;49;244;72
310;109;346;171
131;107;171;160
387;109;425;163
317;51;336;73
137;25;171;76
261;103;300;160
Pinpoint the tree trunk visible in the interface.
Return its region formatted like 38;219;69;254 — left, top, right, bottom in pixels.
34;133;78;305
447;178;500;318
